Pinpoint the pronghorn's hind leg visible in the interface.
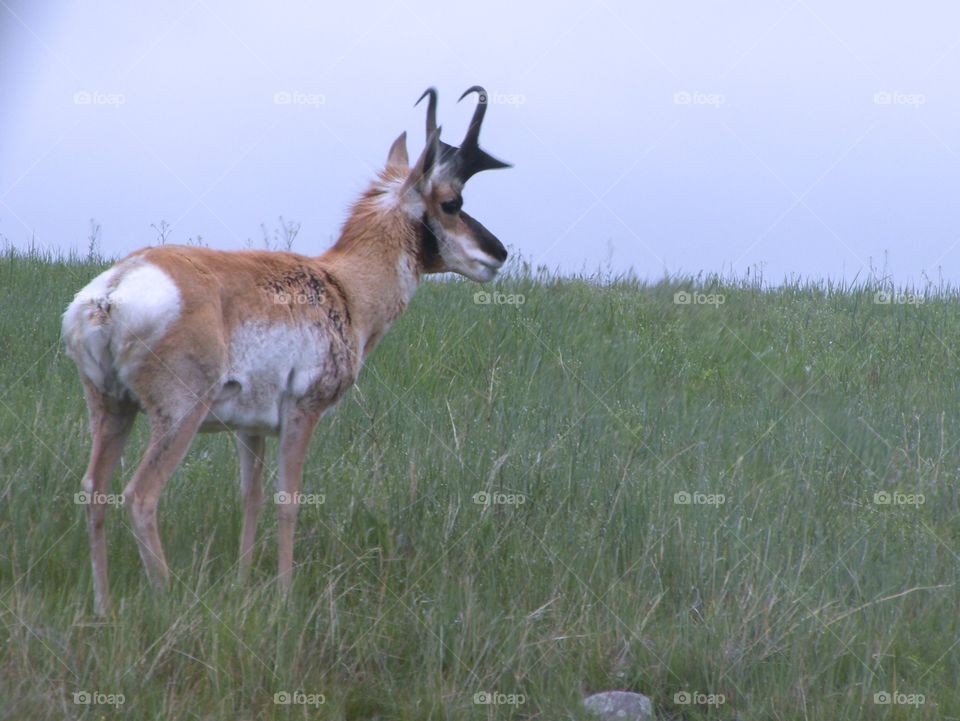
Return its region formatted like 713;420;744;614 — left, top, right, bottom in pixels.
235;432;266;583
79;381;137;616
122;396;212;589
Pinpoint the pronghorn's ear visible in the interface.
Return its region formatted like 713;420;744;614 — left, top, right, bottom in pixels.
401;127;440;195
386;132;409;170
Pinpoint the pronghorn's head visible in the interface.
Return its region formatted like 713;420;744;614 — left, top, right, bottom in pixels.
383;87;510;283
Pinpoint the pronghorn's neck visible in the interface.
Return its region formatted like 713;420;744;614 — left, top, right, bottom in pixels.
321;174;423;358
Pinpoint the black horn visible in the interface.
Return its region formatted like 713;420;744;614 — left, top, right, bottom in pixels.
416;88;458;163
458;85;489;151
415;87;439;137
452;86;511;182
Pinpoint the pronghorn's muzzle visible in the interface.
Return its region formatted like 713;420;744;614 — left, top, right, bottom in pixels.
462;212;507;266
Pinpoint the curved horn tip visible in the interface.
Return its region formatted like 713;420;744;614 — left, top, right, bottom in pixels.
458;85;488;103
416;87;438;107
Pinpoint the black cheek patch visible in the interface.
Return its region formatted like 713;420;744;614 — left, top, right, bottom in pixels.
418;214;441;268
461;212;507;263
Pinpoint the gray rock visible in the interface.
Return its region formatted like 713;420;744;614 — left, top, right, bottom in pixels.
583;691;654;721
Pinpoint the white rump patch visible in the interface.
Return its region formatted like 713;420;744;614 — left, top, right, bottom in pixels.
108;263;182;343
69;266;119;307
62;261;182;393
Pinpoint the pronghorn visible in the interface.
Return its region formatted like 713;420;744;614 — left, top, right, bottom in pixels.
62;87;510;615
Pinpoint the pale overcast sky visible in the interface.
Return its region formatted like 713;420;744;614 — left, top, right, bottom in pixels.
2;1;960;284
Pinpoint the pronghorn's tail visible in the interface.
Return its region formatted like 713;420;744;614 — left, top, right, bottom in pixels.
62;267;122;392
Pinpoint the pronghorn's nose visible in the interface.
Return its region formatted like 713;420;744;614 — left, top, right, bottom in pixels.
462;212;507;264
487;236;508;264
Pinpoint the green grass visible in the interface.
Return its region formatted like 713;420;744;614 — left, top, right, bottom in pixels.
1;247;959;720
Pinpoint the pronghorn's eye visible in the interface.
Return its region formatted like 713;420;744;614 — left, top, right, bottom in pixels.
440;198;462;215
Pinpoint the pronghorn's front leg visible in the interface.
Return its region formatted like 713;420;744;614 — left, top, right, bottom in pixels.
235;432;266;582
276;408;321;589
123;399;211;588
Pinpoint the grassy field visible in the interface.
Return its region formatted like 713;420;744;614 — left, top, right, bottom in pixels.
1;247;959;720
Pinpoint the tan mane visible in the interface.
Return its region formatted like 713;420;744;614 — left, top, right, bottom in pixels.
328;169;418;265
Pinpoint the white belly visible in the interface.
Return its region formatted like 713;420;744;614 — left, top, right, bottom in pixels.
204;321;345;434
